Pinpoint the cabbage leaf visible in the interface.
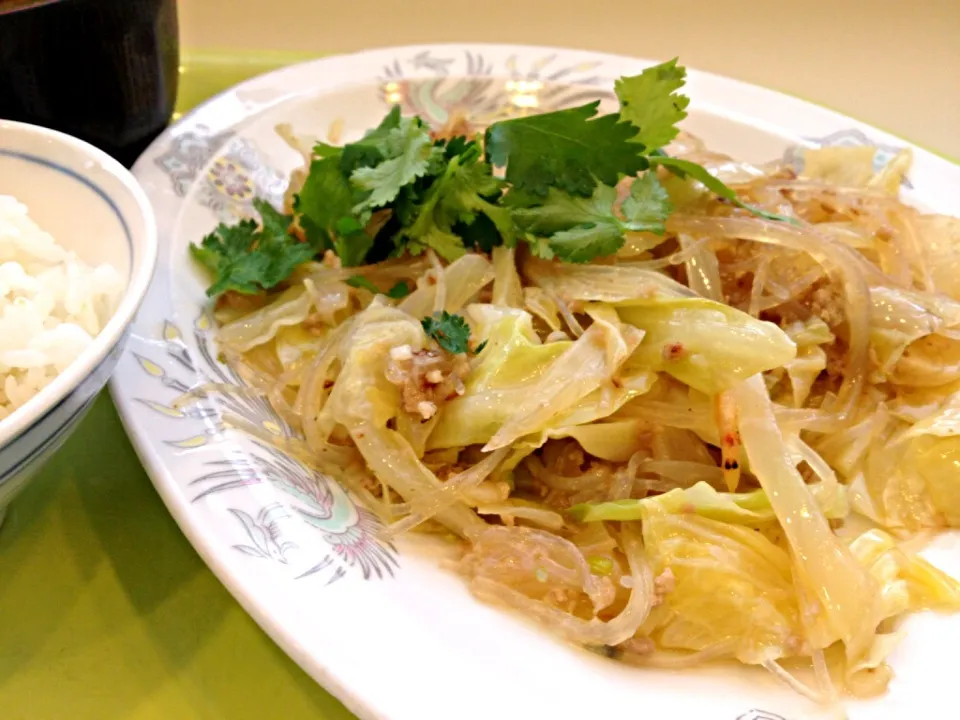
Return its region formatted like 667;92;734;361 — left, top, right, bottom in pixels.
640;502;803;664
617;298;796;395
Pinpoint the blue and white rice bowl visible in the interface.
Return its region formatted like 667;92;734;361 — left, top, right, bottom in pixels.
0;120;157;525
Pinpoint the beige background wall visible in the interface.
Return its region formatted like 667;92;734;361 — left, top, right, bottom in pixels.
178;0;960;159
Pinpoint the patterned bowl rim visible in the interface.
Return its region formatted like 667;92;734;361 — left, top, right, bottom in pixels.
0;120;157;456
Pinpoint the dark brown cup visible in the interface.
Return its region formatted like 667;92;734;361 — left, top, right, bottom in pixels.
0;0;179;167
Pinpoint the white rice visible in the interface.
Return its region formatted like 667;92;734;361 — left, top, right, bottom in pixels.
0;196;124;419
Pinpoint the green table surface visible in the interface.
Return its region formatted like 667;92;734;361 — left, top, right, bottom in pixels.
0;51;355;720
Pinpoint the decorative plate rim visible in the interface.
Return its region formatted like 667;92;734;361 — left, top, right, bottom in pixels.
110;43;960;720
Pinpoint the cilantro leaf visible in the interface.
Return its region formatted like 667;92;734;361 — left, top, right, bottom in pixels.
294;153;356;251
188;219;258;280
190;199;318;297
525;235;556;260
421;311;473;354
312;140;343;160
433;157;514;244
512;186;626;262
294;155;352;223
622;171;674;234
409;227;467;260
513;185;621;235
511;173;672;263
401;149;515;260
345;275;411;298
651;155;800;225
256;198;292;238
615;58;690;150
337;105;402;174
484;102;648;197
548;223;625;263
332;216;374;267
296;142;406;267
296;108;444;267
351;116;442;213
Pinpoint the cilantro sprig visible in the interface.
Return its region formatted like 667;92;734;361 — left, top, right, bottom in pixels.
484;102;647;197
399;141;515;259
511;173;673;262
421;311;474;355
191;58;800;297
614;57;689;150
189;199;319;297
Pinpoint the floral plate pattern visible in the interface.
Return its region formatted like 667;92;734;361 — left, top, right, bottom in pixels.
133;313;396;583
110;44;960;720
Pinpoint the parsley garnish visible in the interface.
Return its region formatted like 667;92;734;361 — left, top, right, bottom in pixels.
615;58;689;150
293;154;363;262
345;275;411;299
512;173;673;262
335;105;402;174
191;58;802;297
400;143;515;260
189;199;319;297
351;115;442;213
421;311;474;354
484;102;648;197
293;108;440;267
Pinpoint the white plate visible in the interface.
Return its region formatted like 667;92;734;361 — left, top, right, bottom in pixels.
110;44;960;720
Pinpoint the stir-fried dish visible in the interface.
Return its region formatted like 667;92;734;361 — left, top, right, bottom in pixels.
189;59;960;709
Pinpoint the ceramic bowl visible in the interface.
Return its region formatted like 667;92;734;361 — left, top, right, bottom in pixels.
0;120;157;526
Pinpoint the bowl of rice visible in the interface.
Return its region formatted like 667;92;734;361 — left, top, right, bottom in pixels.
0;120;157;525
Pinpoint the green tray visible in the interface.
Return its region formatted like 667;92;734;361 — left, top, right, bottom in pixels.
175;49;322;118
